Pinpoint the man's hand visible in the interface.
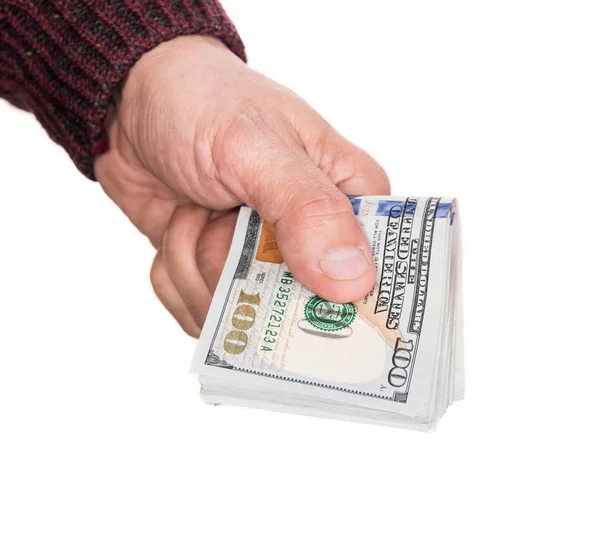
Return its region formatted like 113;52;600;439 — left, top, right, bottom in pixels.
95;35;390;337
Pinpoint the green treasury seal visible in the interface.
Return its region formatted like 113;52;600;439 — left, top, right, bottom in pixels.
304;296;357;332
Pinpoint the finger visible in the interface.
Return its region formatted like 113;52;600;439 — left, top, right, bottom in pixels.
94;119;179;249
162;204;213;327
240;142;377;303
320;135;391;197
150;251;201;337
196;210;238;294
291;105;391;196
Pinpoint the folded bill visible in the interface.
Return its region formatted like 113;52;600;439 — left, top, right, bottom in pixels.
191;196;464;430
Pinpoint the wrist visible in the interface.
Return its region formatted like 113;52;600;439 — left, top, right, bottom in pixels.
126;36;236;92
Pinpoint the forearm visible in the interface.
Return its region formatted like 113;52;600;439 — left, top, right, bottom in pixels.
0;1;245;179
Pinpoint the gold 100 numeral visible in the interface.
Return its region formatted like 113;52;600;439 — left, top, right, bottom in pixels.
223;291;261;355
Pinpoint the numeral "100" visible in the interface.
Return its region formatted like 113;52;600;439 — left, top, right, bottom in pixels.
388;337;414;387
223;291;262;355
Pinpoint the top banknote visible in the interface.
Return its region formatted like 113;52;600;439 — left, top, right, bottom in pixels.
192;196;463;430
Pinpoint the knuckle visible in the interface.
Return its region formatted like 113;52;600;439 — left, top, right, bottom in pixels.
149;253;168;294
368;159;391;194
380;169;391;192
162;205;204;260
211;102;266;176
285;189;352;231
184;326;201;339
312;125;348;170
196;241;220;275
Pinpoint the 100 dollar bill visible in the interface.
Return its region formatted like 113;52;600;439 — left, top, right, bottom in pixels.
192;196;461;419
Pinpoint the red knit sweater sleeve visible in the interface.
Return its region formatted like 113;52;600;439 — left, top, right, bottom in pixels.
0;1;246;179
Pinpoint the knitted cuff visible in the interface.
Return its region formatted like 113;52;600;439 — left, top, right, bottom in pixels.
0;1;246;179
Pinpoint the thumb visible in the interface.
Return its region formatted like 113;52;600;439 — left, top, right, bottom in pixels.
247;149;376;304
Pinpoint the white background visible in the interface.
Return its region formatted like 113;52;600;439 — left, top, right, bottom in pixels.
1;1;599;551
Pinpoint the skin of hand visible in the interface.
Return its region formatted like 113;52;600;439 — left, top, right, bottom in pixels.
95;35;390;337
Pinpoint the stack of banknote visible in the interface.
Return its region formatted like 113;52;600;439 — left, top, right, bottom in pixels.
191;196;464;430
